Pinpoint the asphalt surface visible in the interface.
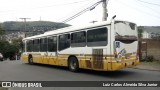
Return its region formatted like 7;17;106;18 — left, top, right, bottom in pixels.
0;60;160;90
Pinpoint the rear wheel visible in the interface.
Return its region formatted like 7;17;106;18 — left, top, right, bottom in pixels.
0;58;3;61
28;55;33;64
68;57;79;72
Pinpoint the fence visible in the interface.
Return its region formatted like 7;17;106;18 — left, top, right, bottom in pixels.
141;39;160;61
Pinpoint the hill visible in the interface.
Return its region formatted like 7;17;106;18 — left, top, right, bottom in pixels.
142;26;160;33
2;21;70;34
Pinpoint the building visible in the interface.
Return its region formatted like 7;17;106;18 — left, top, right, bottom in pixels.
142;26;160;39
5;32;25;42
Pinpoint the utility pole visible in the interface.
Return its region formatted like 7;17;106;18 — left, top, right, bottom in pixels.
102;0;109;21
20;18;31;32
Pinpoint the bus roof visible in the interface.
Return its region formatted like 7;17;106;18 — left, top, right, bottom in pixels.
23;20;135;41
23;21;110;40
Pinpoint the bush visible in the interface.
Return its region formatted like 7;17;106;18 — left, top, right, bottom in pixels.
145;56;154;62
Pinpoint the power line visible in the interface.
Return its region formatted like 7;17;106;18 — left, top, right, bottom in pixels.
56;0;96;22
37;0;90;8
136;0;160;7
62;0;102;23
117;0;160;20
0;0;89;13
134;0;160;15
62;1;102;23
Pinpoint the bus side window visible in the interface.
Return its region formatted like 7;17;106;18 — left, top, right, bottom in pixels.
32;39;35;52
40;39;42;52
48;36;57;52
87;27;108;46
71;34;73;40
26;40;33;52
68;34;70;39
22;41;25;52
58;34;70;51
40;38;47;52
32;39;40;52
71;31;86;47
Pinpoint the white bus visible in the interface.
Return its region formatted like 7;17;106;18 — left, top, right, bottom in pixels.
21;19;139;72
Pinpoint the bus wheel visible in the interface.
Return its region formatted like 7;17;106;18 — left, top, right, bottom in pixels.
68;57;79;72
28;56;33;64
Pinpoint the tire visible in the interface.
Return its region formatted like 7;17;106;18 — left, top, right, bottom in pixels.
68;57;79;72
28;56;33;64
0;58;3;61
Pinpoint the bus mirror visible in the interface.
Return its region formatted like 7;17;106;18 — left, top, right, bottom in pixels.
110;15;116;24
112;15;116;19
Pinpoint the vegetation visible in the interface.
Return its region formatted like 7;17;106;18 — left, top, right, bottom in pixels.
0;23;3;35
0;40;19;60
141;55;155;62
138;26;144;38
0;23;4;36
11;38;23;51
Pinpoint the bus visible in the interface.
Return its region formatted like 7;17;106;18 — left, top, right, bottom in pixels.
21;19;139;72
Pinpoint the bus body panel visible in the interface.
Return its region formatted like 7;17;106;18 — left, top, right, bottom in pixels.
21;20;139;71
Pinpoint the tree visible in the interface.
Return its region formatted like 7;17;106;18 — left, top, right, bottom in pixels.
7;44;19;60
0;23;5;40
0;23;5;35
0;40;19;60
12;38;23;51
0;40;10;58
138;26;144;39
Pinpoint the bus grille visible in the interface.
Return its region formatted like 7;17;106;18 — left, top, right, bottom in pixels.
92;49;103;69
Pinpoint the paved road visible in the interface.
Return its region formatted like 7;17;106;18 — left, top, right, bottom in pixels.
0;60;159;90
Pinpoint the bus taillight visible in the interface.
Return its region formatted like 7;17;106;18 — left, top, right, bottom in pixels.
114;51;118;58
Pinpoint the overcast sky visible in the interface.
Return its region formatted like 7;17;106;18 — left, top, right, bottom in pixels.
0;0;160;26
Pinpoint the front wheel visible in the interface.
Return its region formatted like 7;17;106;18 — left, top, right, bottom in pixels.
68;57;79;72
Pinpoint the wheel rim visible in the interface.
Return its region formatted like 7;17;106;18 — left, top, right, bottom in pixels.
29;58;33;63
70;61;76;70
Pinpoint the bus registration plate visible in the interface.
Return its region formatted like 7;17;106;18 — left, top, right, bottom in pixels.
126;62;132;66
